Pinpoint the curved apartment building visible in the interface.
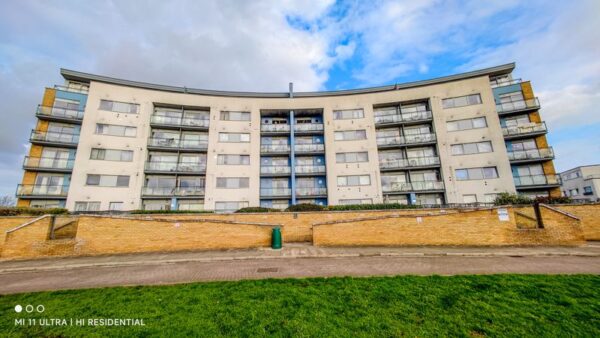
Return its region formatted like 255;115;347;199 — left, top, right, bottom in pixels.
16;63;560;212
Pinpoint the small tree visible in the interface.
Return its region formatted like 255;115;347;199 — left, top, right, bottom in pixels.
493;192;532;205
0;195;16;207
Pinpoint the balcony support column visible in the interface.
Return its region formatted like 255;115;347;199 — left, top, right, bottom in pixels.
290;110;296;205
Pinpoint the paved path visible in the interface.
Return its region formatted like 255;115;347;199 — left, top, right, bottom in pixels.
0;244;599;294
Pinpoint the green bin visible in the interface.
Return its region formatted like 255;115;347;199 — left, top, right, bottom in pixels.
271;227;282;249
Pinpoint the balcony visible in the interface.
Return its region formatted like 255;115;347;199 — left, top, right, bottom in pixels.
513;174;561;188
260;166;291;175
294;123;324;133
379;156;440;170
374;111;432;125
30;130;79;147
507;147;554;163
261;124;290;133
260;144;291;154
145;161;207;174
142;186;205;197
147;138;208;151
295;165;326;175
16;184;69;198
23;156;74;172
376;133;436;147
496;97;540;114
490;78;522;88
54;84;89;94
36;105;84;124
294;143;325;153
296;187;327;197
260;188;292;197
150;115;209;130
502;122;547;139
382;181;445;193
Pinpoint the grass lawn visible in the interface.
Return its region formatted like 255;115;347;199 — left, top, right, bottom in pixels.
0;275;599;337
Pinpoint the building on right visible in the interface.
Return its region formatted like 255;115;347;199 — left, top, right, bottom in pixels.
560;165;600;202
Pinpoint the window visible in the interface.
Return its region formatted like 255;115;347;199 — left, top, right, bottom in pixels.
217;154;250;165
583;186;593;195
569;188;579;196
86;174;130;187
333;109;364;120
337;175;371;187
442;94;482;109
563;171;581;180
215;201;249;213
336;152;369;163
455;167;499;180
99;99;139;114
219;132;250;143
74;201;101;212
220;111;251;121
95;123;137;137
143;200;170;211
334;130;367;141
446;117;487;132
339;199;373;205
90;148;134;161
30;200;64;208
216;177;249;189
178;200;204;211
463;194;477;203
451;141;493;155
109;202;123;211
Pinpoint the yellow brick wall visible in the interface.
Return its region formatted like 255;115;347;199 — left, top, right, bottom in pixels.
521;81;534;99
29;145;43;157
1;217;53;259
35;120;49;132
42;88;56;107
553;204;600;240
529;111;542;123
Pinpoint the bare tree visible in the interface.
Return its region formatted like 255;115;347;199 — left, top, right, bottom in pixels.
0;195;16;207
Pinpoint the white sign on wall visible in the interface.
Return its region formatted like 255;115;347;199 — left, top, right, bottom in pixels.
497;208;509;221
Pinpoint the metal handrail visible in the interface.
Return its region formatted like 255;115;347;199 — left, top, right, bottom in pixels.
513;174;561;186
36;105;84;120
294;123;324;132
295;165;326;174
23;156;74;169
261;124;290;132
16;184;69;196
150;115;209;128
502;122;547;136
382;181;445;192
496;97;540;113
260;144;291;153
294;144;325;152
379;156;440;169
376;133;436;146
30;130;80;144
260;166;292;174
296;187;327;196
142;186;205;196
374;110;432;124
490;78;522;88
507;147;554;161
147;137;209;149
260;188;292;196
54;84;89;94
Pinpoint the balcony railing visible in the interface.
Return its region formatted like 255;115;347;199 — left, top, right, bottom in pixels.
496;97;540;114
490;78;522;88
147;138;209;150
145;161;207;172
30;130;80;145
294;123;324;132
261;124;290;132
513;174;561;187
142;186;205;196
502;122;547;137
54;84;89;94
376;133;436;146
260;166;291;174
507;147;554;162
150;115;209;128
294;144;325;152
382;181;445;192
260;188;292;196
16;184;69;197
23;156;74;170
296;187;327;196
295;165;326;174
374;111;432;124
260;144;291;153
379;156;440;169
36;105;84;121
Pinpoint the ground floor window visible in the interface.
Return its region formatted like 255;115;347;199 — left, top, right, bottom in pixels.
29;200;65;208
143;200;170;211
178;200;204;211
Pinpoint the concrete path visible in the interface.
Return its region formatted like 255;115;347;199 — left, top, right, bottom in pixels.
0;243;599;294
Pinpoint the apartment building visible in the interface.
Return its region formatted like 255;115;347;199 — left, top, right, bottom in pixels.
560;165;600;202
16;63;561;212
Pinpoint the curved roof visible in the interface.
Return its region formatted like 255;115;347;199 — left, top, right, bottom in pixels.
61;63;515;98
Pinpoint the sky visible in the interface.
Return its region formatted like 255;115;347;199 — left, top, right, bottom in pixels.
0;0;599;199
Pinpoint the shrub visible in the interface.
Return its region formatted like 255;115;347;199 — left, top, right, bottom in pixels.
534;196;572;204
326;203;423;211
130;210;213;214
493;193;532;205
285;203;324;212
0;207;69;216
235;207;281;213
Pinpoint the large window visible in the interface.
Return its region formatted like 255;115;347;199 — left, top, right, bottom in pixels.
74;201;101;211
219;132;250;143
216;177;249;188
337;175;371;187
90;148;133;161
215;201;249;213
95;123;137;137
339;198;373;205
451;141;493;155
86;174;130;187
334;130;367;141
217;154;250;165
333;109;364;120
336;152;368;163
99;99;139;114
455;167;499;180
446;117;487;132
442;94;482;109
220;111;251;121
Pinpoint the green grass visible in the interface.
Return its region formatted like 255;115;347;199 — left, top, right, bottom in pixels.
1;275;599;337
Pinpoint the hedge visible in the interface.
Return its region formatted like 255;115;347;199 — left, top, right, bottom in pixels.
0;207;69;216
130;210;214;214
493;193;572;205
235;207;281;213
284;204;324;212
326;203;424;211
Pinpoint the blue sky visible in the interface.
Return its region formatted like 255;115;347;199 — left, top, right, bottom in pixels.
0;0;599;200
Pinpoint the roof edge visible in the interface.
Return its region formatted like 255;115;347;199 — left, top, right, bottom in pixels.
60;62;515;98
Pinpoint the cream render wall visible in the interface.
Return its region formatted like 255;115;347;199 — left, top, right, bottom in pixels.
67;74;516;210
